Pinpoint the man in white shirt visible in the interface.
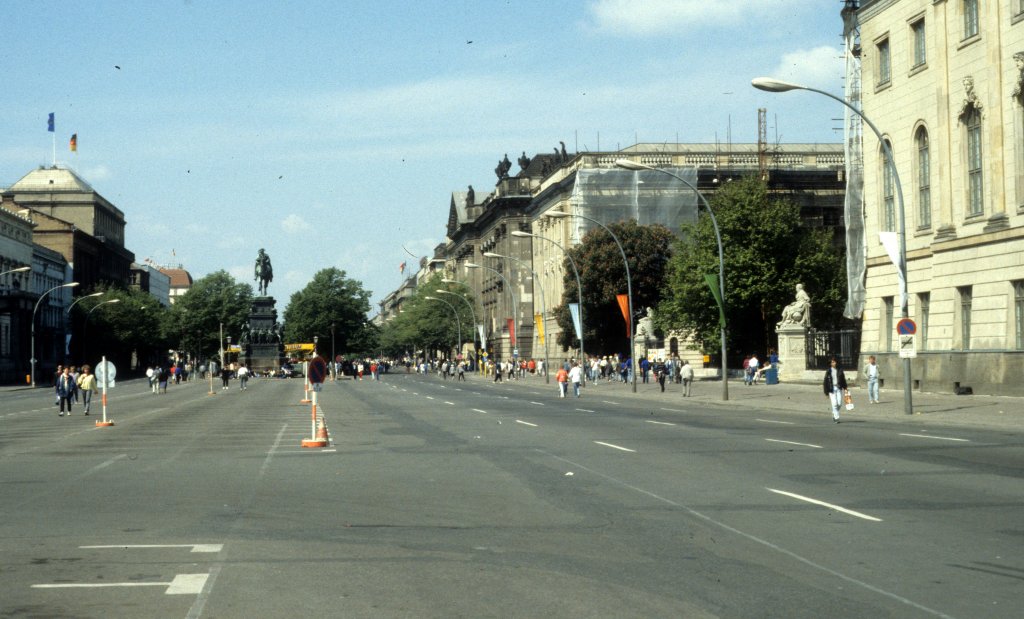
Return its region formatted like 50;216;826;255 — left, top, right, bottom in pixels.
568;361;583;398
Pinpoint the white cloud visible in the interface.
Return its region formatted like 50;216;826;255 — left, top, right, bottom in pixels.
769;46;844;90
585;0;802;36
281;213;312;235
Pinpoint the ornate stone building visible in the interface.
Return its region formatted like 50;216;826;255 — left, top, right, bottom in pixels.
857;0;1024;395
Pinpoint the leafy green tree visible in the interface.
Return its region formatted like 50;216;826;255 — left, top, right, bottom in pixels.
377;274;474;359
553;220;674;357
657;175;847;361
282;268;372;356
73;283;171;372
164;271;253;360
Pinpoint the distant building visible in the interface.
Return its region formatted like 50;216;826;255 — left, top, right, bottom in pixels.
129;263;171;306
5;166;134;291
158;267;193;303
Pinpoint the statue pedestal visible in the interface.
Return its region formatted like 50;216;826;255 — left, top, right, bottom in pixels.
776;324;810;382
244;296;285;374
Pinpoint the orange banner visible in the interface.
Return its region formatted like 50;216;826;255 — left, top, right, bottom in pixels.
616;294;630;338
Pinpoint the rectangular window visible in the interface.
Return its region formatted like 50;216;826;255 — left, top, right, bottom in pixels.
967;111;984;216
1015;281;1024;350
912;19;927;67
0;315;9;357
877;38;891;86
959;286;972;350
917;130;931;228
884;296;894;351
964;0;979;39
883;153;896;231
918;292;930;351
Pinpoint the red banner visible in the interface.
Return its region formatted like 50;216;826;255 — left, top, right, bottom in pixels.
506;318;516;346
616;294;630;338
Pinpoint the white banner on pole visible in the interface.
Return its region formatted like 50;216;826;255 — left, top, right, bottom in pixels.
568;303;582;342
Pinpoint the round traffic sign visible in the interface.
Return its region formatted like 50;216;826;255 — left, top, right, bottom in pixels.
95;360;117;386
896;318;917;335
308;357;328;384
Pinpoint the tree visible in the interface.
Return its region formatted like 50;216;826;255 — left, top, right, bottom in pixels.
377;274;475;360
657;175;847;361
282;268;372;356
553;220;674;357
74;283;171;372
164;271;253;360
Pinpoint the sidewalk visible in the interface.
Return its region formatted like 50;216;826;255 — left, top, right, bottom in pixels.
460;372;1024;431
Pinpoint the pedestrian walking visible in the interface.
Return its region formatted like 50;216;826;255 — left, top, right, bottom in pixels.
77;365;96;415
680;359;695;397
237;364;249;390
654;358;667;392
864;355;880;404
823;357;849;423
556;366;569;398
568;361;583;398
55;366;77;416
220;366;231;390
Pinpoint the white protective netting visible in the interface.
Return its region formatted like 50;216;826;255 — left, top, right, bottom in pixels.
569;167;699;242
842;6;867;319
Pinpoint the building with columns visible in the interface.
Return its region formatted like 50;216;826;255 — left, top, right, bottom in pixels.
856;0;1024;395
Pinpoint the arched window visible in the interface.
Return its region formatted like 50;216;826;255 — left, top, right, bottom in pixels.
916;127;931;228
965;108;984;217
882;140;896;231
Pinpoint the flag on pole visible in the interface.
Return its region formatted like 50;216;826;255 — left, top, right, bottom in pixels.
399;261;406;274
47;113;55;132
69;134;77;152
616;294;630;338
534;313;544;346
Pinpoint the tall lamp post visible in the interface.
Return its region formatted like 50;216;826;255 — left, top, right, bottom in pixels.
1;265;31;278
83;299;120;363
30;281;79;387
545;210;637;393
436;285;480;371
614;159;730;401
330;323;336;381
752;76;912;415
484;251;551;384
465;262;517;362
511;230;585;385
424;296;462;361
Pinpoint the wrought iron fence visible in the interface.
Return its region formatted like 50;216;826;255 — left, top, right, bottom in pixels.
805;329;861;370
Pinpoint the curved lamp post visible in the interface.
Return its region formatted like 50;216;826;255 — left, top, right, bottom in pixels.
1;265;31;278
465;262;517;362
545;210;637;393
511;230;585;385
484;251;551;384
752;76;912;415
436;286;479;371
31;281;79;387
424;296;462;361
614;159;730;401
67;291;104;315
84;298;120;363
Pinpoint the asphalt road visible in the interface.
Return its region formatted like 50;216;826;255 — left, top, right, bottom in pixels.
2;372;1022;618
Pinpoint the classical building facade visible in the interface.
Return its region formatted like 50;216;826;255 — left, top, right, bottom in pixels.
857;0;1024;395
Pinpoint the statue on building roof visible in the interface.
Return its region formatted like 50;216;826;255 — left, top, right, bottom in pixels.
465;185;475;208
518;151;531;171
494;154;512;180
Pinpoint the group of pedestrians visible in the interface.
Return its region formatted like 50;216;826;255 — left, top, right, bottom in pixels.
555;361;584;397
53;364;97;417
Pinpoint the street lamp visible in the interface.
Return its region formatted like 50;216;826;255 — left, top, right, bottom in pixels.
484;252;551;384
331;323;336;380
751;76;913;415
465;262;518;361
67;291;104;315
614;159;730;401
83;298;120;362
544;210;638;393
436;286;480;371
1;265;30;277
424;296;462;360
30;281;79;388
513;230;586;384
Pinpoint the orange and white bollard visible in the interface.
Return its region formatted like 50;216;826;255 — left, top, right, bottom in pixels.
95;355;114;427
300;385;327;448
299;361;312;403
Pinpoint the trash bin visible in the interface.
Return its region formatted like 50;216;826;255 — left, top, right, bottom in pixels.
765;368;779;385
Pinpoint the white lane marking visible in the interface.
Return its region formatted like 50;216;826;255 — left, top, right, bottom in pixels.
765;438;822;449
899;433;970;443
594;441;636;453
529;401;545;406
516;420;538;427
425;396;435;400
660;408;684;413
601;400;619;405
757;419;795;425
33;573;210;595
444;401;455;405
472;408;488;414
261;424;287;475
86;454;128;474
80;544;224;553
576;408;595;413
646;420;676;426
539;452;945;618
767;488;882;522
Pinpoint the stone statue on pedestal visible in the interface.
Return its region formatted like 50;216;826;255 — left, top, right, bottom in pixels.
777;284;811;329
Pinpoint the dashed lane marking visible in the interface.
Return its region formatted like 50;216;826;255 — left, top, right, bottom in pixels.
898;433;970;442
594;441;636;453
765;438;822;449
516;420;538;427
767;488;882;522
646;420;676;426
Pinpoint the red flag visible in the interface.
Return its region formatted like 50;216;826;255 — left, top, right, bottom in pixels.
69;134;77;152
399;261;406;274
616;294;630;338
506;318;516;346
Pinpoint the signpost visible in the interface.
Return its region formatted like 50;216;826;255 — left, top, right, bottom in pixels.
94;357;116;427
301;356;329;448
897;318;917;359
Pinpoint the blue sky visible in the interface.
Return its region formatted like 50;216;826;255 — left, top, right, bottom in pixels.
2;0;848;312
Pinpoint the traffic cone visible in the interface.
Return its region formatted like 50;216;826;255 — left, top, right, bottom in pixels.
301;416;329;448
316;416;330;442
